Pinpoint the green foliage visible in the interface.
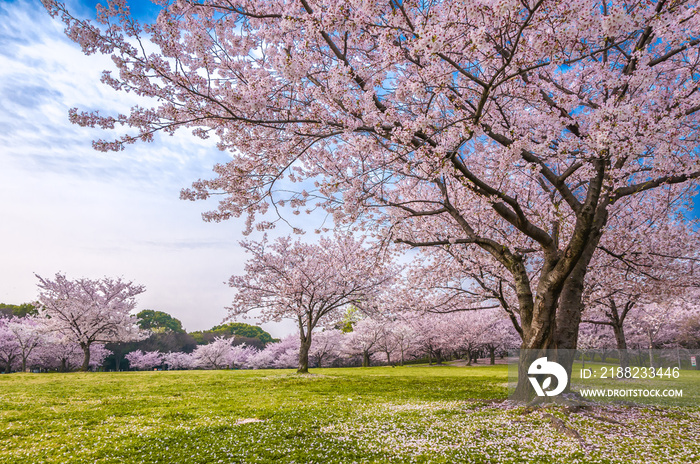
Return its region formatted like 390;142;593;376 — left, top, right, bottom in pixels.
136;310;185;333
189;331;206;345
191;322;277;348
0;367;698;463
0;303;37;318
337;306;362;333
211;322;276;343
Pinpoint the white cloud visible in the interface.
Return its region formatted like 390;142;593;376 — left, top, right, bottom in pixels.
0;0;299;337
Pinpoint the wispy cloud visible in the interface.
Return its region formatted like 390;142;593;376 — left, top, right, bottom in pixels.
0;0;231;189
0;0;287;334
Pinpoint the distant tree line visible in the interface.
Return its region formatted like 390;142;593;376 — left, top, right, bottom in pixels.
104;311;278;371
0;286;277;373
0;303;37;319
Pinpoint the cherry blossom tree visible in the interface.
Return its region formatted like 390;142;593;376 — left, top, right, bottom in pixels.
580;203;700;367
227;343;258;369
268;336;301;368
309;329;343;368
192;337;234;369
85;344;112;371
35;273;146;371
375;322;401;365
0;319;21;373
247;335;299;369
246;346;278;370
407;313;460;365
476;314;521;365
389;321;417;366
625;301;690;367
125;350;163;370
162;351;196;370
395;281;519;365
342;318;385;367
44;0;700;398
576;322;618;367
675;310;700;349
5;317;47;372
31;340;74;372
448;313;485;365
230;234;393;373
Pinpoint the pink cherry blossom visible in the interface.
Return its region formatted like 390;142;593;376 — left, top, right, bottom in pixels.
43;0;700;398
35;273;147;371
229;234;394;373
125;349;163;370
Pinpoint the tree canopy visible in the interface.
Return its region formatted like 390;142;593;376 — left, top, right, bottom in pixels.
190;322;277;349
136;310;185;333
35;273;146;371
207;322;276;344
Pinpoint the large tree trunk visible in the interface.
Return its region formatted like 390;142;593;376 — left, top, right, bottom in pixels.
435;350;443;365
298;337;311;373
362;350;370;367
612;323;629;369
489;345;496;365
551;216;606;395
80;343;91;372
512;285;559;401
553;271;584;393
510;166;609;402
297;313;314;374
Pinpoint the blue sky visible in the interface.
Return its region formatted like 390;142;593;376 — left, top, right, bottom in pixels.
0;0;298;336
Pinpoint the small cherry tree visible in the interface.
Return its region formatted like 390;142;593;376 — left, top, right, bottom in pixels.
227;344;257;369
0;319;21;373
6;317;47;372
192;337;234;369
407;313;460;365
162;351;195;370
676;310;700;349
473;311;521;365
230;234;393;373
386;321;417;366
342;318;385;367
626;301;689;367
310;329;343;368
125;350;163;370
35;273;146;371
248;335;300;369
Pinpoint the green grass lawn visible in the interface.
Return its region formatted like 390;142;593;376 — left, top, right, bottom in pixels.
1;366;698;463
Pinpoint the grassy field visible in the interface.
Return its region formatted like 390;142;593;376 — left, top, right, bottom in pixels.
1;365;699;463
